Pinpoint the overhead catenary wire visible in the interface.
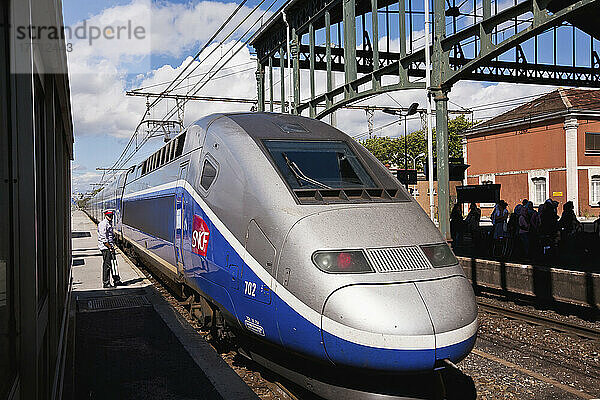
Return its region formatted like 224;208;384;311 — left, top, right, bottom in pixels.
145;0;250;110
102;0;281;184
103;0;278;184
131;61;255;92
351;87;600;140
100;1;596;186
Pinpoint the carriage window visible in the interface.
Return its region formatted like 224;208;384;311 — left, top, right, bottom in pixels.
175;132;186;157
200;159;217;190
264;140;376;190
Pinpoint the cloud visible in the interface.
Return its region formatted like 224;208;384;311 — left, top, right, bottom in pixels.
71;170;103;193
71;163;87;172
67;0;272;68
68;0;557;184
67;0;272;140
320;82;554;141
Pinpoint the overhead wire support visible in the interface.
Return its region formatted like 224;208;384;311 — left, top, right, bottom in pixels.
145;0;250;111
102;0;281;185
102;0;276;185
126;91;258;104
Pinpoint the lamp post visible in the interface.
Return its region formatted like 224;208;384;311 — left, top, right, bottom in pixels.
411;152;426;169
382;102;419;189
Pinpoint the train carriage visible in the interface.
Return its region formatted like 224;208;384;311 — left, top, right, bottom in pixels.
87;112;477;399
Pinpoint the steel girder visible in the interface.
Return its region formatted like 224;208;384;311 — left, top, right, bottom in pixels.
252;0;600;116
251;0;600;240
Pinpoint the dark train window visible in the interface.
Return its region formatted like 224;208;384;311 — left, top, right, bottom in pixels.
175;132;186;157
264;140;376;190
123;196;175;242
160;147;166;165
200;159;217;190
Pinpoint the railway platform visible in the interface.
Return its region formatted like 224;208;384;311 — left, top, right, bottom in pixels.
65;210;258;400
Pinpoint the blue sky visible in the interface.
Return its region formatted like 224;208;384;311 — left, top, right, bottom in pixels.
65;0;597;194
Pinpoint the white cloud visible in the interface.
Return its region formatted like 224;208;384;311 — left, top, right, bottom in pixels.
67;0;272;68
71;170;103;193
68;0;557;183
67;0;265;139
71;163;87;172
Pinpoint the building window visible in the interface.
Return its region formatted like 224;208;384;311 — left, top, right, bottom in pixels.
585;132;600;154
532;177;546;205
591;175;600;205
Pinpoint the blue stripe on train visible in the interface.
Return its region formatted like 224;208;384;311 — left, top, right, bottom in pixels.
125;185;474;371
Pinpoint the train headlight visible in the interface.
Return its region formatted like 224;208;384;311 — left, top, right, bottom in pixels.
420;243;458;268
312;250;373;273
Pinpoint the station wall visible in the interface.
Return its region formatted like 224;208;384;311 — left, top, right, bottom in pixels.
466;115;600;218
466;120;566;175
1;0;74;399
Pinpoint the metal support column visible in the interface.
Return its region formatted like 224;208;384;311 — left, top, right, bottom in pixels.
398;0;407;82
256;59;265;112
279;47;286;113
268;56;273;112
434;89;450;240
432;0;451;240
292;28;300;114
309;22;316;118
371;0;380;89
343;0;357;87
479;0;492;55
325;11;333;110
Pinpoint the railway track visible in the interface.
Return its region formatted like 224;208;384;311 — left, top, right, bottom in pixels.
477;300;600;341
466;298;600;399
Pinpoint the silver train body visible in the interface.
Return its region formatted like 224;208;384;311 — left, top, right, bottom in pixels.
87;113;477;399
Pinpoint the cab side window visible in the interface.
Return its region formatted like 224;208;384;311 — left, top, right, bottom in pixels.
200;159;217;190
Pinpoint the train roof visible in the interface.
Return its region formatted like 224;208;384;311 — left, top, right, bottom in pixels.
214;112;348;142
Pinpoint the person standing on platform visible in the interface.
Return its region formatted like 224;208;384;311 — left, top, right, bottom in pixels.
450;203;465;248
491;200;509;257
558;201;581;251
518;206;531;259
98;210;117;288
465;202;482;250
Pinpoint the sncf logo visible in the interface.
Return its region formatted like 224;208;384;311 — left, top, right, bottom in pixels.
192;215;210;257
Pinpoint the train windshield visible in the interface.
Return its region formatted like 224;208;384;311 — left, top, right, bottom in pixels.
264;140;376;189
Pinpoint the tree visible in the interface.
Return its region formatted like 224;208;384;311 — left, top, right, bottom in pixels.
360;115;475;170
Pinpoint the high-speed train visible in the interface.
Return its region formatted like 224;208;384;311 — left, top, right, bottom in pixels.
87;113;477;399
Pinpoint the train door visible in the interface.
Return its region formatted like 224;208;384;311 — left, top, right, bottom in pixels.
239;220;277;340
175;163;188;275
115;166;134;238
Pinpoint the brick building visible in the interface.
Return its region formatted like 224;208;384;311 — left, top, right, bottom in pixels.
464;88;600;217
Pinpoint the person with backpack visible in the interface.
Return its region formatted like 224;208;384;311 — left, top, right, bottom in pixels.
529;202;541;258
491;200;509;257
465;202;482;252
450;203;465;248
558;201;581;252
518;205;531;259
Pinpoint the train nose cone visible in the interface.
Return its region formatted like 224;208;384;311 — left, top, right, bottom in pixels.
321;277;478;371
321;282;436;371
414;276;478;363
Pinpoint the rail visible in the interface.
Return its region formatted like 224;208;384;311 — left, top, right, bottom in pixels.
477;300;600;341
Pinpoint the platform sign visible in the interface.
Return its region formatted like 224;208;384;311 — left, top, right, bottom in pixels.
456;184;501;204
424;158;470;181
191;215;210;257
396;169;417;185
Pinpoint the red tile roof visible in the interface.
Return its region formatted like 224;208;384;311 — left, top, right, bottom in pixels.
468;88;600;134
